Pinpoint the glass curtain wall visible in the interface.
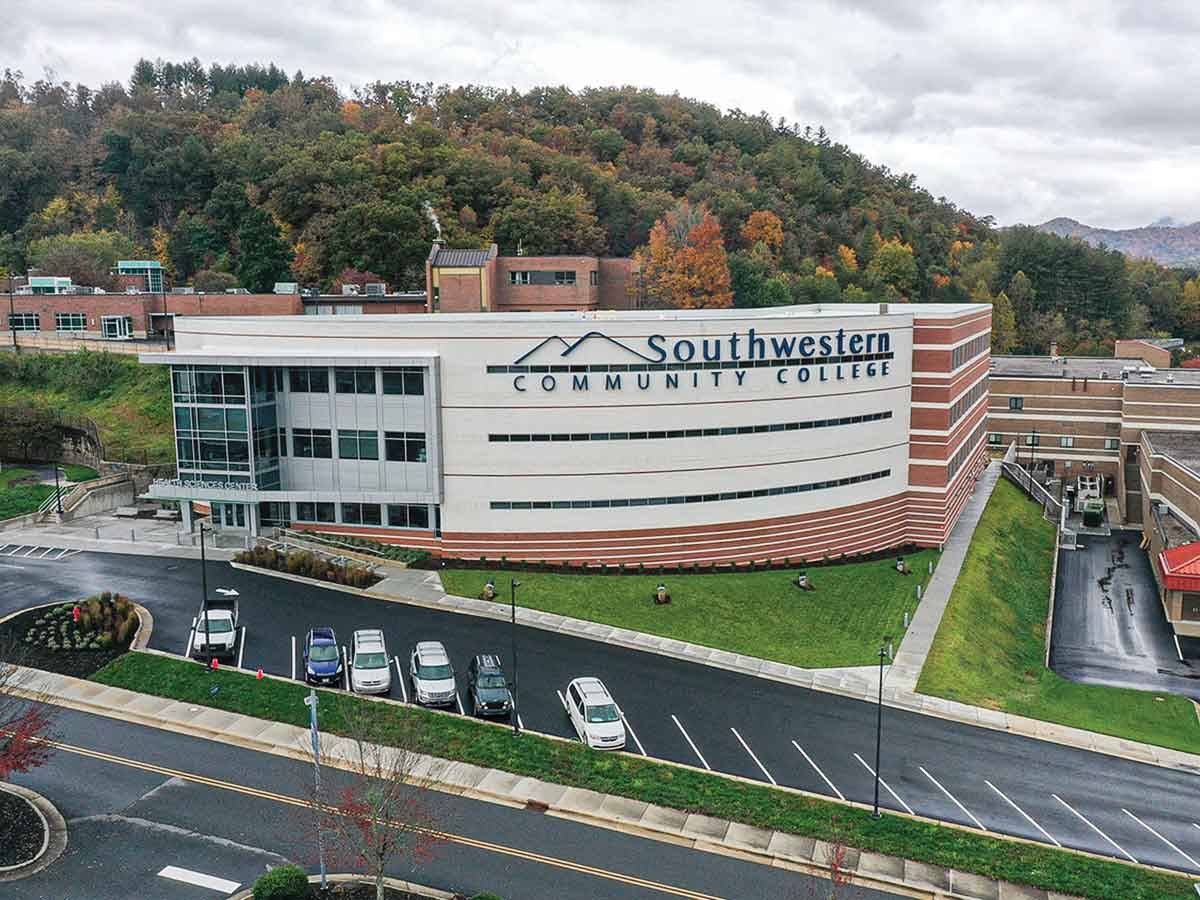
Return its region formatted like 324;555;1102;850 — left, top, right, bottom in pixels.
250;367;281;490
171;365;252;486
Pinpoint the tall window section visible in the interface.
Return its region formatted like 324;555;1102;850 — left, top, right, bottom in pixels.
385;431;427;462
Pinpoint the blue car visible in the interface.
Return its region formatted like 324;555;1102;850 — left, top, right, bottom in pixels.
303;627;342;686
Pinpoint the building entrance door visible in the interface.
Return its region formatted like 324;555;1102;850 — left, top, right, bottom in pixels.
212;502;247;530
101;315;133;339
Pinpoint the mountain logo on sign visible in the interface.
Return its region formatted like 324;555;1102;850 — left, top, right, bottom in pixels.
513;331;659;365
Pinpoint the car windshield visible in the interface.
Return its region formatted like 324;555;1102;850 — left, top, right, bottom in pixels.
419;663;453;679
309;644;339;662
477;674;506;689
355;652;387;669
200;619;233;634
585;703;620;723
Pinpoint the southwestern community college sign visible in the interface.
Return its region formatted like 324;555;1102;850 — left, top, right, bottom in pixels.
505;328;893;394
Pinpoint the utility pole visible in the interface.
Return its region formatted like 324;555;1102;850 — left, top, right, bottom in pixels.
510;578;521;736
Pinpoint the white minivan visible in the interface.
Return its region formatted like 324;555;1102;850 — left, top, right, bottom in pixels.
350;629;392;694
564;677;626;750
410;641;457;707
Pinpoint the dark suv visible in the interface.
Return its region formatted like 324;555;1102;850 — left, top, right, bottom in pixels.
467;654;512;718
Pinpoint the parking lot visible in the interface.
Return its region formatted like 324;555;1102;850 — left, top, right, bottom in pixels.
7;548;1200;875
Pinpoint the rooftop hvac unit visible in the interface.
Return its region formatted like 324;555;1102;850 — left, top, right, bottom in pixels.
171;287;196;295
341;284;361;296
273;282;299;294
365;282;386;296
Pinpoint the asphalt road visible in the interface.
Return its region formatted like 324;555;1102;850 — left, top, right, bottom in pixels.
1051;533;1200;698
9;706;909;900
6;547;1200;875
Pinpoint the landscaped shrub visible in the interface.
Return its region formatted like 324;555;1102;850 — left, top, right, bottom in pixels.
21;593;137;653
234;546;381;588
251;865;312;900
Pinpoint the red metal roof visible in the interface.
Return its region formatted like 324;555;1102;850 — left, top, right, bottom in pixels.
1159;542;1200;590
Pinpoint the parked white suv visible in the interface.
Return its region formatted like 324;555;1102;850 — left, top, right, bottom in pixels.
564;677;626;750
350;629;391;694
410;641;457;706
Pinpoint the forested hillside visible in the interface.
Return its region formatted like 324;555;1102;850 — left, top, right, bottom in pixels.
2;60;1199;356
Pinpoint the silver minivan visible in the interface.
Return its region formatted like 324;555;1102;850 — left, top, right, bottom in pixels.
350;629;392;694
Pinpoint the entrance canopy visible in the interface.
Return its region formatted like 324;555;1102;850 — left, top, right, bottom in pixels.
1159;542;1200;591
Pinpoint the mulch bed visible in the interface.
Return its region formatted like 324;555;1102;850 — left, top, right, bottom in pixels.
0;605;137;678
313;886;445;899
0;790;44;868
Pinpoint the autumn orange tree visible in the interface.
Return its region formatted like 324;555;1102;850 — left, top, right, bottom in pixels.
636;200;733;309
741;210;784;255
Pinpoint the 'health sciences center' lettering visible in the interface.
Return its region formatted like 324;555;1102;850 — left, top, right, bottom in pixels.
510;327;892;393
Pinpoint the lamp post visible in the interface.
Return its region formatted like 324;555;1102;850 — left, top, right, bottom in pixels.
304;688;328;890
199;522;212;667
53;463;63;516
510;578;521;736
872;640;889;820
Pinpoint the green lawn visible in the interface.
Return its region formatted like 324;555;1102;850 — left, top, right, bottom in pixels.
91;652;1195;900
0;483;54;520
918;477;1200;753
0;467;37;488
441;551;938;669
61;464;101;482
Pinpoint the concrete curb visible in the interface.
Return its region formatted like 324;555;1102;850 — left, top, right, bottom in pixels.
0;782;68;882
0;597;153;652
226;873;456;899
230;558;1200;777
14;665;1114;900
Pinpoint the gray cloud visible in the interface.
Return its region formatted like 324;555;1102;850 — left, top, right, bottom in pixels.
6;0;1198;229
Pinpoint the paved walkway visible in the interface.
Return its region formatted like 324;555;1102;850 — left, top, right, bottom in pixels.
16;664;1082;900
887;461;1001;692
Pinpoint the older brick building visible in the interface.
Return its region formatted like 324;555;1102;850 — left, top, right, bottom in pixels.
425;243;638;313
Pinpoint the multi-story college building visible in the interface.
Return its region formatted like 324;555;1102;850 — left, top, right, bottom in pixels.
139;302;992;565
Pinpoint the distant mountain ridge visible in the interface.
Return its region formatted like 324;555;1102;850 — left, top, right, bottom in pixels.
1036;217;1200;268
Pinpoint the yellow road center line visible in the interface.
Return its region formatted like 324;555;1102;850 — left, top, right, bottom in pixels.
47;737;730;900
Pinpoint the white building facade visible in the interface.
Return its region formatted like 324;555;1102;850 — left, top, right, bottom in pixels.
141;302;991;565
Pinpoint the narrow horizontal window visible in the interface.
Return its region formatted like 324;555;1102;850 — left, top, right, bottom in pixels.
488;411;892;442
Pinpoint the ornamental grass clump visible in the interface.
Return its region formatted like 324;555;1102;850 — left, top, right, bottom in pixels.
22;594;137;653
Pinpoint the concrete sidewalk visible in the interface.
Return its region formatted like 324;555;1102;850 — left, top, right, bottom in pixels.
887;461;1001;692
18;664;1082;900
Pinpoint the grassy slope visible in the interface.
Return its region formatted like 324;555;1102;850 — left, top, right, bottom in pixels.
0;355;173;460
62;464;101;482
91;653;1194;900
441;550;938;669
0;467;37;488
918;478;1200;753
0;484;53;519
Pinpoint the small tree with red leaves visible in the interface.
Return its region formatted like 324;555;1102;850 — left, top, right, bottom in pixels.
794;815;860;900
306;701;443;900
0;638;58;850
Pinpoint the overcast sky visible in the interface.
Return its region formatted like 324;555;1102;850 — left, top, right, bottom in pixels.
9;0;1199;229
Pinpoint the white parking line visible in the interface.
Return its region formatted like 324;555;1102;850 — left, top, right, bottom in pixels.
18;545;36;557
620;710;646;755
185;624;195;659
1123;809;1200;870
985;780;1059;847
670;715;710;770
32;546;52;559
853;753;913;815
236;627;246;669
455;692;465;715
157;865;241;893
290;635;297;680
791;741;844;801
1053;794;1138;864
730;727;776;785
1175;633;1184;663
517;713;525;730
342;646;351;691
919;766;985;831
556;689;569;712
394;657;407;702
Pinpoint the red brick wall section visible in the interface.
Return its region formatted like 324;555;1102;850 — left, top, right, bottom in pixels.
438;274;484;312
598;258;638;310
294;491;977;565
494;257;599;310
10;293;157;331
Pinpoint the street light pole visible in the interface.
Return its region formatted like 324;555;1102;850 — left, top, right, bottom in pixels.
199;522;212;668
53;463;63;515
510;578;521;736
305;688;328;890
872;643;887;820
